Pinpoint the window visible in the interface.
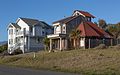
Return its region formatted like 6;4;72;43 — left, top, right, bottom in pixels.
9;39;10;44
62;26;66;34
63;26;65;29
36;38;42;43
9;29;13;35
42;31;44;35
45;32;48;35
30;27;33;33
9;39;13;44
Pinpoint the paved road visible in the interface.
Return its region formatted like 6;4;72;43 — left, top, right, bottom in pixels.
0;65;80;75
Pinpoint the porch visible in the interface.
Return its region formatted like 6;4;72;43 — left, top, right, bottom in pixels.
47;34;68;51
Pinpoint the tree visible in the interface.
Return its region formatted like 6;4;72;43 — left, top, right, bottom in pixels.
107;23;120;38
69;30;81;49
98;19;107;30
43;37;50;51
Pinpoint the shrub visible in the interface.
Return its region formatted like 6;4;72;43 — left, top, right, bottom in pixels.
94;44;107;49
12;49;23;55
113;44;120;49
0;44;8;53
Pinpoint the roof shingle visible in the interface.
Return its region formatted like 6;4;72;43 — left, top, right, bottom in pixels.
74;10;95;18
20;17;39;25
11;23;21;29
53;16;78;24
77;22;112;38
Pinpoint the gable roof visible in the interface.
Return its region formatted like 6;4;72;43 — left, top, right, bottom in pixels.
20;17;39;26
8;23;21;29
40;21;53;29
77;22;112;38
74;10;95;18
19;17;52;28
53;16;78;24
11;23;21;29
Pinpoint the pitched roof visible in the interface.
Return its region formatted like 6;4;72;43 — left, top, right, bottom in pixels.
74;10;95;18
87;22;112;38
40;21;53;29
19;17;52;28
20;17;39;25
77;22;100;37
53;16;78;24
11;23;21;29
77;22;112;38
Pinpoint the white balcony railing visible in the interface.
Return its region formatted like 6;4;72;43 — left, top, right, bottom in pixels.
16;31;31;36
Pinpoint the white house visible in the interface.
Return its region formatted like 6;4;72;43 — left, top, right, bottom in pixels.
8;17;53;54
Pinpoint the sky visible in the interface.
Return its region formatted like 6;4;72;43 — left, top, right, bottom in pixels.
0;0;120;41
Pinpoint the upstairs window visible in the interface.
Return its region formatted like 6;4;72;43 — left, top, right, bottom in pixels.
30;27;33;33
9;29;13;35
42;31;44;35
62;26;66;34
63;26;65;30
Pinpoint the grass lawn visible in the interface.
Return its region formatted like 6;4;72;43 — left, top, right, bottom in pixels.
0;48;120;75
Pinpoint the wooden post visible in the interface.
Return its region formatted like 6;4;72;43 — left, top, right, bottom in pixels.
103;38;105;44
65;38;68;50
89;38;91;49
49;39;52;52
28;36;30;52
57;39;60;49
117;38;118;45
111;39;113;46
84;38;86;49
33;52;36;58
60;38;62;51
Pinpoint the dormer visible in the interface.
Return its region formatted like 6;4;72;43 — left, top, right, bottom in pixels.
73;10;95;22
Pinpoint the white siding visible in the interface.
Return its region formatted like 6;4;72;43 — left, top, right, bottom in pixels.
17;19;29;32
8;18;53;54
54;25;61;34
62;24;66;34
80;38;85;47
8;26;16;47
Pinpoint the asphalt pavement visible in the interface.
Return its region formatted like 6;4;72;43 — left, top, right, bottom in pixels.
0;65;80;75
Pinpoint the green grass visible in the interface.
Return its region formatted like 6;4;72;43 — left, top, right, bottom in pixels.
0;48;120;75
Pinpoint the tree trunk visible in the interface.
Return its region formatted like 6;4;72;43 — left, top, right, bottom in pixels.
74;39;76;50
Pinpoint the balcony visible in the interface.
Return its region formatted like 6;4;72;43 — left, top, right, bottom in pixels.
16;31;32;37
47;34;66;39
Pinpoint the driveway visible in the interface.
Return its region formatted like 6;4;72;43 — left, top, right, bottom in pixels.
0;65;80;75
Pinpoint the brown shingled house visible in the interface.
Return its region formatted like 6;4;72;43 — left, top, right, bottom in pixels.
47;10;113;51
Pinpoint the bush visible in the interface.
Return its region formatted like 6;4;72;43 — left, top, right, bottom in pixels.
12;49;23;55
0;44;8;53
94;44;107;49
113;44;120;49
2;50;9;56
